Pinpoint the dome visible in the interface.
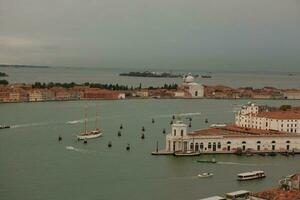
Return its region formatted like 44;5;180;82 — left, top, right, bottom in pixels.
184;75;194;83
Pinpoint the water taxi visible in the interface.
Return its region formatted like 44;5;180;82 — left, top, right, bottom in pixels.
77;106;103;140
237;171;265;181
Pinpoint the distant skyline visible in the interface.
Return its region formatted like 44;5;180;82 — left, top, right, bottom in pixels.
0;0;300;72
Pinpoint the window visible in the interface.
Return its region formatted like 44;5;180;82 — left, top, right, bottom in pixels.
242;141;246;144
199;143;203;149
174;129;176;136
181;130;184;136
227;141;231;145
272;141;276;144
217;142;221;149
257;141;261;144
208;142;211;149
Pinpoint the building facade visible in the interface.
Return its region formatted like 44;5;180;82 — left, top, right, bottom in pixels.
235;103;300;134
182;75;204;98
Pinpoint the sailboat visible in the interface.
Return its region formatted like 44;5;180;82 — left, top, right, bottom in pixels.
77;106;103;140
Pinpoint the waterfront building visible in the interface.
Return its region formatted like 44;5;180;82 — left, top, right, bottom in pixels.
8;88;28;102
283;89;300;100
28;89;46;102
181;74;204;98
135;90;149;97
235;103;300;134
161;104;300;154
83;88;123;99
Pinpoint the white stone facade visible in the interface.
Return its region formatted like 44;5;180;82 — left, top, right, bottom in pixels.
235;103;300;134
165;120;300;154
182;75;204;98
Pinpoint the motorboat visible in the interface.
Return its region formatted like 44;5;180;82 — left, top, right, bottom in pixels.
198;172;213;178
0;125;10;129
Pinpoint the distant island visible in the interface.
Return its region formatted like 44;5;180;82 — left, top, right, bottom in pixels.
120;71;184;78
0;72;8;77
0;64;50;69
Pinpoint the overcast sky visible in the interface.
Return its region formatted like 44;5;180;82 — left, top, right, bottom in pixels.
0;0;300;71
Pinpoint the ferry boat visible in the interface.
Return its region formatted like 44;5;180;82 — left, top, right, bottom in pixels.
77;106;103;140
237;171;265;181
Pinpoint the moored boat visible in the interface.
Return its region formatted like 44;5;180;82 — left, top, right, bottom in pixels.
237;170;265;181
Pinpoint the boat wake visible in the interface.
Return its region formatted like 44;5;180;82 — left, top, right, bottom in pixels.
217;161;269;166
157;112;201;118
66;119;85;124
10;122;48;129
65;146;87;153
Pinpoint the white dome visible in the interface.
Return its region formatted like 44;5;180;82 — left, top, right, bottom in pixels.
184;75;194;83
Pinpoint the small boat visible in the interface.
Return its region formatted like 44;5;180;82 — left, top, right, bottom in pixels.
77;106;103;140
237;171;265;181
120;124;123;130
0;125;10;129
205;118;208;123
201;75;212;78
174;151;201;157
58;135;62;141
142;126;145;132
198;172;213;178
141;133;145;139
197;158;217;164
152;119;155;123
117;130;121;137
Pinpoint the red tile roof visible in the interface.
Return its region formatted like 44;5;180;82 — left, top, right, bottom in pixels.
188;125;299;138
256;108;300;119
254;188;300;200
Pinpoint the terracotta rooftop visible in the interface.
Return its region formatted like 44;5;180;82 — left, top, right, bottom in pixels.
188;125;299;137
256;108;300;120
253;188;300;200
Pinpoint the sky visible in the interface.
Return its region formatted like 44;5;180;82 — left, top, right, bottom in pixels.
0;0;300;71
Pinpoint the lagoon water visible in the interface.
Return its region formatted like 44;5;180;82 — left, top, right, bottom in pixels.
1;99;300;200
1;66;300;88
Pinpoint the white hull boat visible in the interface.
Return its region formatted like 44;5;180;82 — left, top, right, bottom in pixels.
198;173;213;178
77;130;103;140
76;106;103;140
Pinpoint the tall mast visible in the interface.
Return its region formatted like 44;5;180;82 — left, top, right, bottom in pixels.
95;106;99;130
84;105;87;133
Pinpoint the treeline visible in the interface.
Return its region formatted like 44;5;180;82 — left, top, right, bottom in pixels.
31;82;178;90
0;80;8;85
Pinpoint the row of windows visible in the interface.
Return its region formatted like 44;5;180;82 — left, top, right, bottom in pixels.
173;129;184;136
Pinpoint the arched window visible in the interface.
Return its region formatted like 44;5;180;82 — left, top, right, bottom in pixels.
227;141;231;145
217;142;221;149
286;141;290;143
272;141;276;144
190;143;194;150
242;141;246;144
200;143;204;149
208;142;212;149
195;143;199;151
257;141;261;144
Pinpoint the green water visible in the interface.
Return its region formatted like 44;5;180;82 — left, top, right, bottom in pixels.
0;99;300;200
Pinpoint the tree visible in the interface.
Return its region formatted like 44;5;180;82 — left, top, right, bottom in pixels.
280;105;292;111
0;80;8;85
